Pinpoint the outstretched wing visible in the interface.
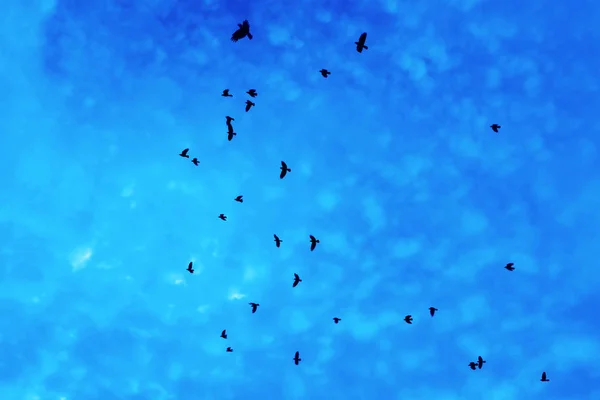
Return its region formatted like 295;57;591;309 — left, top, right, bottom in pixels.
359;32;367;45
231;27;244;42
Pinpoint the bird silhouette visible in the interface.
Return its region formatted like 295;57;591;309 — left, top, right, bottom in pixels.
491;124;501;133
280;161;291;179
246;89;257;97
309;235;320;251
333;317;342;324
218;214;227;221
468;362;477;370
249;302;259;313
179;148;190;158
231;20;253;42
222;89;233;97
234;195;243;203
226;347;233;352
320;69;331;78
477;356;486;369
540;372;549;382
355;32;368;53
505;262;515;271
186;262;194;274
429;307;438;317
221;330;227;339
404;315;413;324
191;158;199;166
293;273;302;287
274;234;282;247
227;130;237;141
293;351;301;365
245;100;255;112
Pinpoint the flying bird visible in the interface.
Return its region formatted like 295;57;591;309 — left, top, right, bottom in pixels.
280;161;291;179
477;356;486;369
249;302;259;313
404;315;413;324
246;89;257;97
231;20;253;42
540;372;549;382
429;307;438;317
218;214;227;221
293;273;302;287
505;262;515;271
179;148;190;158
222;89;233;97
245;100;255;112
320;69;331;78
274;234;282;247
333;317;341;324
234;195;243;203
226;347;233;352
309;235;320;251
186;262;194;274
293;351;301;365
191;157;199;166
355;32;368;53
221;330;227;339
468;362;477;370
227;130;237;141
490;124;501;133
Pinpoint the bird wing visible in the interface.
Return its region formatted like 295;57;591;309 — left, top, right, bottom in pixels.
359;32;367;44
310;241;316;251
292;280;298;287
281;161;287;169
231;28;244;42
280;169;286;179
245;103;251;111
188;262;193;268
243;20;250;29
541;372;546;380
294;273;299;280
222;330;226;335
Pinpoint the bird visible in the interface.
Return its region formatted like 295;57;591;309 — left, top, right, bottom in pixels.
221;330;227;339
541;372;549;382
234;195;243;203
249;302;259;313
226;116;235;125
222;89;233;97
429;307;438;317
186;262;194;274
309;235;320;251
404;315;413;324
231;20;253;42
218;214;227;221
505;262;515;271
468;362;478;370
319;69;331;78
192;158;199;166
333;317;342;324
490;124;501;133
226;347;233;352
246;89;257;97
179;148;190;158
355;32;368;53
274;234;282;247
477;356;486;369
280;161;291;179
293;351;301;365
245;100;255;112
227;130;236;141
293;273;302;287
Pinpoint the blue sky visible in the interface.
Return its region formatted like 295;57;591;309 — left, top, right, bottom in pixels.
1;0;600;399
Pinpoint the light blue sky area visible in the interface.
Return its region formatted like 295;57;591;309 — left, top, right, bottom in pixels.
1;0;599;399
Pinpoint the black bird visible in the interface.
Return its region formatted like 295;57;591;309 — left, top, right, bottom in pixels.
309;235;319;251
192;158;199;166
333;317;341;324
477;356;486;369
404;315;413;324
179;148;190;158
505;262;515;271
274;234;282;247
245;100;255;112
221;330;227;339
355;32;368;53
226;347;233;352
222;89;233;97
249;302;259;313
231;20;253;42
186;262;194;274
491;124;501;133
541;372;550;382
293;351;301;365
429;307;438;317
280;161;291;179
293;273;302;287
468;362;477;370
234;195;243;203
228;130;237;141
218;214;227;221
319;69;331;78
246;89;257;97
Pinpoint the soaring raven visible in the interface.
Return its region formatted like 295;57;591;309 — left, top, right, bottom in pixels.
355;32;368;53
231;20;253;42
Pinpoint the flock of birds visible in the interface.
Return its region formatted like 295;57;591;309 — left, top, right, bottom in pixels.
174;19;552;383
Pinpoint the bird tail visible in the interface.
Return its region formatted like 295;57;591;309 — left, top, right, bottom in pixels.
363;45;368;50
248;33;253;40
